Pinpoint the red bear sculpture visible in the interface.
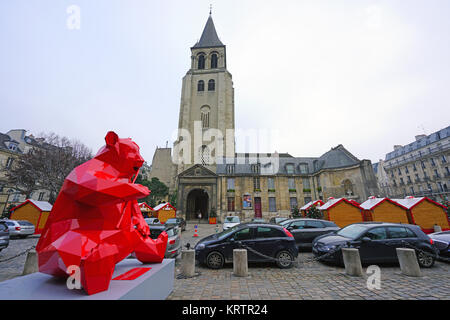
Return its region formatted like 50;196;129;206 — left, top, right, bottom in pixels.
36;131;168;295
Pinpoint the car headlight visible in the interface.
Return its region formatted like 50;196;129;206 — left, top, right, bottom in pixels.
195;243;205;250
323;245;336;251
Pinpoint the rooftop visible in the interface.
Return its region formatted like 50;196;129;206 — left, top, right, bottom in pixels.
192;15;224;49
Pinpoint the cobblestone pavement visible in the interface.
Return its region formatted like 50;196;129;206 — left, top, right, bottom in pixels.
0;235;39;282
1;223;449;300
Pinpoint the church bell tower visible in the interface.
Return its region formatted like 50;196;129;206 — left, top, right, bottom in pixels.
174;13;235;174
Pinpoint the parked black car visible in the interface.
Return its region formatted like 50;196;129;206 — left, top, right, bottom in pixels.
0;221;10;252
164;217;186;232
312;222;438;268
194;223;298;269
282;218;340;249
269;217;289;225
429;231;450;258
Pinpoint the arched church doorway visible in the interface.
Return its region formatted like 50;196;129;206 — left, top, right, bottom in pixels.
186;189;209;221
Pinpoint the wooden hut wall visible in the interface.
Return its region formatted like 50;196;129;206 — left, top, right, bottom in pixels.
371;201;409;224
326;202;363;228
11;204;40;226
411;200;450;231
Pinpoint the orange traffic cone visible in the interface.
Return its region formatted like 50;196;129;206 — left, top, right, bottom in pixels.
193;225;199;237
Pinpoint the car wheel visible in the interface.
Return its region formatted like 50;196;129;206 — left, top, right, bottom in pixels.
417;250;435;268
206;251;224;269
276;250;294;269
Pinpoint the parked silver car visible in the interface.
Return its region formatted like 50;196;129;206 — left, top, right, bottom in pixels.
223;216;240;231
165;227;182;258
2;220;35;238
146;224;182;259
0;221;10;252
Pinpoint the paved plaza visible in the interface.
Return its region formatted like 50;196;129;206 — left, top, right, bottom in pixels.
0;223;449;300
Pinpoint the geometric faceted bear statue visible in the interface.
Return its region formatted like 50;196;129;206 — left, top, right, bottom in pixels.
36;131;168;295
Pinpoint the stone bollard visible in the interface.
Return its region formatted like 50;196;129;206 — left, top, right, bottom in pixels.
22;249;39;275
233;249;248;277
181;249;196;277
342;248;363;277
433;224;442;233
396;248;422;277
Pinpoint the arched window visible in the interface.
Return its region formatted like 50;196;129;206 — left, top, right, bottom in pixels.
198;54;205;69
211;53;218;68
199;145;210;165
197;80;204;92
200;106;210;128
342;179;354;196
208;79;215;91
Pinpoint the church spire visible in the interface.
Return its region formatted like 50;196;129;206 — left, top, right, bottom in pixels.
193;13;224;48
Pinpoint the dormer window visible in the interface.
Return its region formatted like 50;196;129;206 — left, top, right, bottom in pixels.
299;163;308;174
8;143;18;151
286;163;295;174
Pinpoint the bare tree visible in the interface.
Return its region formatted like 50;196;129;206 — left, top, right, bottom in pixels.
6;132;93;204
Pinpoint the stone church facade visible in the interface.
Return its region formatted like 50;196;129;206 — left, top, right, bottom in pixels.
149;14;379;222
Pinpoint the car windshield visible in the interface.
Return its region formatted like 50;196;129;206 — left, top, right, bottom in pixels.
218;225;241;239
336;224;369;239
279;220;292;226
18;221;34;226
225;216;239;223
165;219;177;224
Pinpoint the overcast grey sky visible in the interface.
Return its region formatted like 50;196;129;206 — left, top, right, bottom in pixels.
1;0;449;164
